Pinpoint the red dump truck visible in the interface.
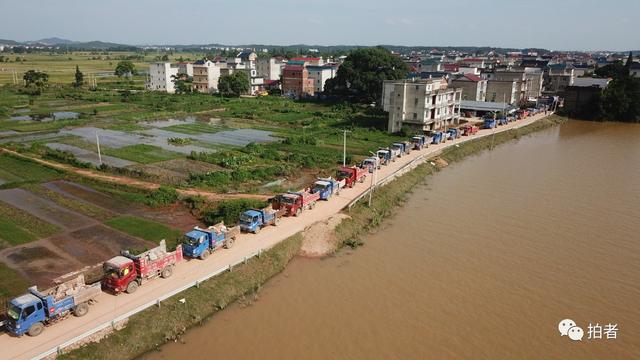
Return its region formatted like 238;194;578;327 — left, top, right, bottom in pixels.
336;166;368;188
272;190;320;216
102;240;183;294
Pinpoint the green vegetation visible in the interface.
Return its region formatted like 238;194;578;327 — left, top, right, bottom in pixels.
59;233;303;360
144;186;179;207
73;65;84;88
103;144;182;164
0;153;62;187
114;60;137;78
0;263;31;310
218;71;250;97
325;47;410;103
105;215;182;249
0;202;61;248
23;70;49;94
165;122;225;135
167;137;192;146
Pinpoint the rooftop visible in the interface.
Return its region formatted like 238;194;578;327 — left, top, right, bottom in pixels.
460;100;516;112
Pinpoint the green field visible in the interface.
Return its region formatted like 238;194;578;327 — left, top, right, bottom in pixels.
0;202;61;248
105;215;182;249
164;123;227;135
0;153;62;187
103;144;183;164
0;263;31;309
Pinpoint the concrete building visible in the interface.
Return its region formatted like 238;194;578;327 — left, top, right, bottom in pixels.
485;70;529;103
192;60;221;93
451;74;487;102
524;68;544;100
177;62;193;77
146;62;178;93
382;78;462;133
544;68;575;95
306;64;339;93
486;79;518;104
282;65;314;98
290;57;324;66
256;57;285;81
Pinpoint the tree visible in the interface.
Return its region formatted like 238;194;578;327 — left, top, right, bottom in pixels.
23;70;48;93
73;65;84;88
218;71;250;97
171;73;193;94
161;54;169;61
114;60;136;78
324;47;409;104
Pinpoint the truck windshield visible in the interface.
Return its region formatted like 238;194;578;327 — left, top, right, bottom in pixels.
240;214;254;223
281;197;296;205
104;264;122;278
184;235;200;244
7;304;21;320
337;171;351;179
315;184;328;190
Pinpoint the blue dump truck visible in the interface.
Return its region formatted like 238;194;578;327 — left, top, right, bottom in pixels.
483;118;497;129
430;131;445;144
182;223;240;259
411;135;428;150
446;128;460;140
376;148;393;165
313;177;343;200
5;274;101;336
239;207;284;234
497;116;509;126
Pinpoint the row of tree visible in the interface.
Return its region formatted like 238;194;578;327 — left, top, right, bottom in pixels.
594;53;640;122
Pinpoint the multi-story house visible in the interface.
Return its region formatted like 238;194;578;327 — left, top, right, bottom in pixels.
177;62;193;77
146;62;178;93
192;60;221;93
485;79;518;104
544;67;575;95
451;74;487;102
484;70;529;103
523;68;544;100
256;57;285;81
282;65;314;98
382;78;462;133
306;64;339;93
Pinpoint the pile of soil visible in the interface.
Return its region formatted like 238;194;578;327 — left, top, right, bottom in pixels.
299;213;351;257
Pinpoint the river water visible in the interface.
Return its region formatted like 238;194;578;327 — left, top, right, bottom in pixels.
147;120;640;359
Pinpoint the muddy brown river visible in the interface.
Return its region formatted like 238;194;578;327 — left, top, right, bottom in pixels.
147;120;640;359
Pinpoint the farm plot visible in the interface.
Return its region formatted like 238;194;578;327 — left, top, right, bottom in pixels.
0;188;96;229
5;245;79;288
46;143;137;167
127;158;224;185
105;216;183;250
141;128;276;147
0;201;60;248
48;224;156;265
0;153;61;185
43;180;141;214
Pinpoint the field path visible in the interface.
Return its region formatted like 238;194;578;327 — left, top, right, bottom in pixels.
0;148;271;201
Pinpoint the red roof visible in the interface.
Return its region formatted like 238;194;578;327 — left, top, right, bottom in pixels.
444;64;459;72
284;65;304;71
463;74;482;82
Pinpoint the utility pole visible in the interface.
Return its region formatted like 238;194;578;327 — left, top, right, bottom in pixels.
95;131;103;166
342;129;351;167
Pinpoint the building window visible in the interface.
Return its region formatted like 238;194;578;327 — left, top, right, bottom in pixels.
413;113;417;119
414;98;419;106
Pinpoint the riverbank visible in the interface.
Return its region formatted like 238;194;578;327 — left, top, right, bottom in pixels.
56;114;567;360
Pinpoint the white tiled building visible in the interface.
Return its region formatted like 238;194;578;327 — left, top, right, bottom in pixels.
146;63;179;93
382;78;462;133
192;60;221;93
256;57;286;81
306;64;338;93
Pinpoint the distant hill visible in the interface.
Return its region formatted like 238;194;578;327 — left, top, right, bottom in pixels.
31;37;74;45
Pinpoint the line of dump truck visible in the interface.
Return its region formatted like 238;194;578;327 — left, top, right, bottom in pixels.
2;115;532;338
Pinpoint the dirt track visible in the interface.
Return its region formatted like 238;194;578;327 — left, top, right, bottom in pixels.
0;148;271;201
0;113;552;360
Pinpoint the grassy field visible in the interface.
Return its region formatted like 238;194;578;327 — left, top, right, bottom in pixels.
0;263;31;310
59;233;303;360
105;215;182;249
0;153;62;187
22;183;115;220
0;202;61;248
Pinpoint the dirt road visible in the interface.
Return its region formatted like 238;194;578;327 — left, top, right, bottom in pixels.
0;113;552;360
0;148;271;201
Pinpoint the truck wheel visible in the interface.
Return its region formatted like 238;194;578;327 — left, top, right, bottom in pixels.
126;281;139;294
161;266;174;279
199;249;210;260
295;208;302;217
253;227;261;234
74;302;89;317
28;322;44;337
224;237;235;249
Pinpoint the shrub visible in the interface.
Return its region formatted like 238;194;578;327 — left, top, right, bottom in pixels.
201;199;268;226
144;186;179;207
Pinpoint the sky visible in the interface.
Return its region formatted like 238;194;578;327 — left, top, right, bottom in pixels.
1;0;638;51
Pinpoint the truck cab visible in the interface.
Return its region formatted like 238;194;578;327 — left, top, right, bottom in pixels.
313;180;333;200
239;209;262;233
391;143;405;157
362;157;379;173
6;294;45;336
483;118;496;129
103;256;137;294
376;149;391;165
429;131;444;144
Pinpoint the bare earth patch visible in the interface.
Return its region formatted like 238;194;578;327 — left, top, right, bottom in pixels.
299;213;351;257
